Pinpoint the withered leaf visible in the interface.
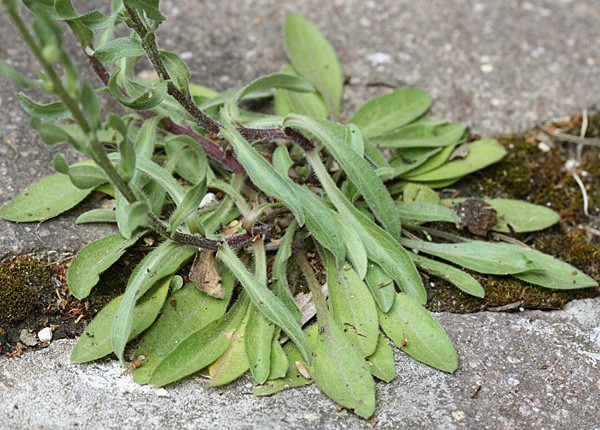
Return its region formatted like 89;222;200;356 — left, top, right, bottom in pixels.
190;250;224;298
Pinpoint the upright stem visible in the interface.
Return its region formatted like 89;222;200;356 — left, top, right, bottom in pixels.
5;0;137;203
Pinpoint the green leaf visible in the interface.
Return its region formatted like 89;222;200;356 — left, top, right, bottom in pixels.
245;305;276;384
349;88;432;138
218;243;311;363
133;272;235;384
16;93;70;121
313;303;376;419
235;72;314;102
333;213;368;279
405;139;507;182
67;233;141;299
149;293;249;386
363;262;396;312
267;332;289;380
388;147;442;178
0;174;93;222
168;178;207;232
123;201;150;233
70;278;170;363
80;81;101;127
400;238;535;275
283;14;343;119
410;253;485;298
108;70;168;110
219;123;305;225
514;249;598;289
30;118;74;146
379;293;458;373
254;324;317;396
271;221;303;319
307;152;426;304
443;198;560;233
0;58;40;89
285;115;400;239
111;241;197;363
59;162;108;189
75;208;116;224
207;305;251;387
397;202;459;224
326;259;379;357
164;135;208;186
345;123;365;157
160;51;190;93
401;143;458;179
272;145;293;178
123;0;166;22
93;37;145;65
402;183;440;204
367;333;395;382
374;119;466;148
274;65;328;119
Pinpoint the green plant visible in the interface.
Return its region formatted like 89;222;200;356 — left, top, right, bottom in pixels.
0;0;596;418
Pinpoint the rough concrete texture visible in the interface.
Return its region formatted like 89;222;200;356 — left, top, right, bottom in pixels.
1;0;600;429
1;299;599;429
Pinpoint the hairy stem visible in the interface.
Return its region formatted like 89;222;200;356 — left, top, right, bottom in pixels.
5;0;137;203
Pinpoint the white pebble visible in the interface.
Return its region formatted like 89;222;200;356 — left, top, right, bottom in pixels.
155;388;169;398
537;142;551;152
199;193;217;209
366;52;392;66
38;327;53;342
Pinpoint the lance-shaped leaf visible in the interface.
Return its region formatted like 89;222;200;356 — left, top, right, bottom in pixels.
285;115;400;239
313;299;376;419
0;58;40;89
271;221;302;318
326;258;379;357
379;293;458;373
67;233;142;299
0;173;93;222
293;184;346;264
364;261;396;312
367;333;395;382
108;70;168;110
410;253;485;298
149;295;249;387
111;241;197;363
53;155;108;189
307;151;426;304
133;272;235;384
92;37;145;65
219;123;305;225
268;332;289;380
70;278;170;363
218;243;311;363
254;324;317;396
443;198;560;233
16;93;70;121
123;0;166;22
208;305;251;387
514;248;598;289
275;65;329;119
397;202;459;224
75;209;116;224
168;178;207;232
406;139;507;182
401;143;458;179
400;238;535;275
272;145;293;178
402;183;440;204
349;88;432;138
333;212;368;279
245;305;276;384
389;147;442;178
235;72;314;103
160;51;190;93
283;14;343;119
374;119;467;148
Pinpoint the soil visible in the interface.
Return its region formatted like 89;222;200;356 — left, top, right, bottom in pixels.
0;114;598;355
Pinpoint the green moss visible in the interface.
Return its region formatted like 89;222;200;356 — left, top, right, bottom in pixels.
426;119;599;313
0;259;53;323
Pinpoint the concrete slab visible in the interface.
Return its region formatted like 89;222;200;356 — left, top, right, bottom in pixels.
0;1;599;429
1;299;598;429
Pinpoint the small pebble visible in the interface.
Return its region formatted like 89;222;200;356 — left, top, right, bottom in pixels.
199;193;217;209
19;329;38;347
38;327;53;342
155;388;169;398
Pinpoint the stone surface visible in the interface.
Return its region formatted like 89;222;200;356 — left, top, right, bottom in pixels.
1;299;599;429
0;1;599;429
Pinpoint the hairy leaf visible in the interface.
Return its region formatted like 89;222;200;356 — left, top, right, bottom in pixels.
397;202;459;224
245;305;276;384
70;278;170;363
67;233;141;299
349;88;432;138
379;293;458;373
367;333;395;382
0;173;93;222
375;119;466;148
93;36;145;65
75;208;116;224
363;262;396;312
283;14;343;119
16;93;69;121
